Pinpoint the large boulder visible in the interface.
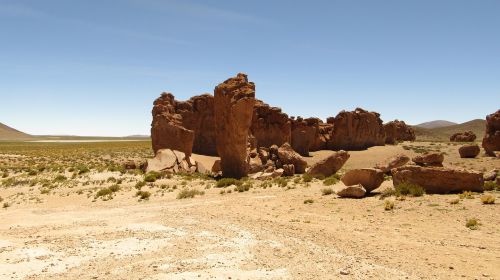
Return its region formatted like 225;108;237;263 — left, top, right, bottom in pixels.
214;73;256;178
341;168;384;192
392;166;484;193
306;151;350;177
144;149;205;174
337;184;366;198
412;152;444;167
375;154;410;173
384;120;416;144
151;93;195;155
458;144;480;158
277;143;308;173
482;110;500;156
450;131;476;142
251;100;291;148
328;108;386;150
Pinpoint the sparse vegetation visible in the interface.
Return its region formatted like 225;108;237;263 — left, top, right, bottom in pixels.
384;200;395;211
302;174;313;183
480;194;495;204
323;174;339;186
459;191;475;199
235;182;252;192
483;181;498;191
321;188;334;196
465;218;479;230
176;189;204;199
216;178;242;188
144;171;161;182
135;190;151;200
303;199;314;204
395;182;425;197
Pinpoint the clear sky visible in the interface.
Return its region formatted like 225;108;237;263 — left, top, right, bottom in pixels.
1;0;499;136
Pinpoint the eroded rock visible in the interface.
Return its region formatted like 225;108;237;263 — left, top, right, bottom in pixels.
482;110;500;156
450;131;476;142
458;144;480;158
341;168;384;192
375;154;410;173
412;152;444;167
306;151;350;177
337;184;366;198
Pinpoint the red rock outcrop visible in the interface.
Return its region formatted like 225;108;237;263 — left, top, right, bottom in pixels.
341;168;384;192
412;152;444;167
482;110;500;156
144;149;206;174
151;93;195;155
450;131;476;142
392;166;484;193
251;100;291;148
328;108;386;150
306;151;350;177
375;154;410;173
214;73;256;178
384;120;416;144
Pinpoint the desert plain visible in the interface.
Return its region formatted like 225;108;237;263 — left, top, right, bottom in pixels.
0;140;499;280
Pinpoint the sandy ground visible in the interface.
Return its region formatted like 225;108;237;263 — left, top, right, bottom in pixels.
1;142;499;280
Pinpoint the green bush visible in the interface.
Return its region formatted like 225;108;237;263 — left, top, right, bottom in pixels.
483;181;498;191
321;188;334;195
177;189;204;199
384;200;395;211
135;181;147;189
136;190;151;200
466;218;479;230
216;178;242;188
480;194;495;204
395;182;425;197
323;175;339;186
302;174;313;183
144;171;161;182
303;199;314;204
235;183;252;192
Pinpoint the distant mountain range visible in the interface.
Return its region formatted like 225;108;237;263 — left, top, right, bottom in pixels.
412;119;486;141
415;120;458;129
0;122;150;141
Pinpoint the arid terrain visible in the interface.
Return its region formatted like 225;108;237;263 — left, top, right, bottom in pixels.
0;140;499;280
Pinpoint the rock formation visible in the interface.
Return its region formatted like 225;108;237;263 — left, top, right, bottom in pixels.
384;120;416;144
306;151;350;177
392;166;484;193
337;184;366;198
482;110;500;156
151;93;195;155
251;100;291;148
450;131;476;142
328;108;386;150
214;73;256;178
277;143;308;174
341;168;385;192
458;144;480;158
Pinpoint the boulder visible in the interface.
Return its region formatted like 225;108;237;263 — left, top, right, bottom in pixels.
341;168;384;192
306;151;350;177
277;143;308;174
412;152;444;167
482;110;500;156
450;131;476;142
337;184;366;198
328;108;386;150
250;168;284;180
483;169;498;181
458;144;480;158
392;166;484;193
144;149;204;174
248;156;265;174
375;154;410;173
214;73;256;178
251;100;291;148
384;120;416;144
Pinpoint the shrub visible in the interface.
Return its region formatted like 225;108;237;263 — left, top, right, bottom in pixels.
108;184;120;193
2;172;8;178
323;175;339;186
28;169;38;176
321;188;334;196
449;198;460;205
216;178;242;188
466;218;479;230
380;188;396;199
0;196;3;202
40;188;50;194
176;189;204;199
480;194;495;204
135;181;146;189
483;181;497;191
235;183;252;192
54;175;67;182
302;174;313;183
384;200;395;211
3;202;9;208
136;190;151;200
459;191;475;199
106;177;117;183
95;188;113;198
260;181;272;189
144;171;161;182
395;182;425;197
76;165;90;175
274;177;288;188
303;199;314;204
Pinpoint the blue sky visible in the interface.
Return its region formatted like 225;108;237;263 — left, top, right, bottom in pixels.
1;0;499;136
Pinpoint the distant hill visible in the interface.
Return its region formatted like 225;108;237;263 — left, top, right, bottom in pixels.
415;120;457;129
413;119;486;141
0;122;33;140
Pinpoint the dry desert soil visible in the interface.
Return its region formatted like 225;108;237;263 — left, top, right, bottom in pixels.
0;141;499;280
